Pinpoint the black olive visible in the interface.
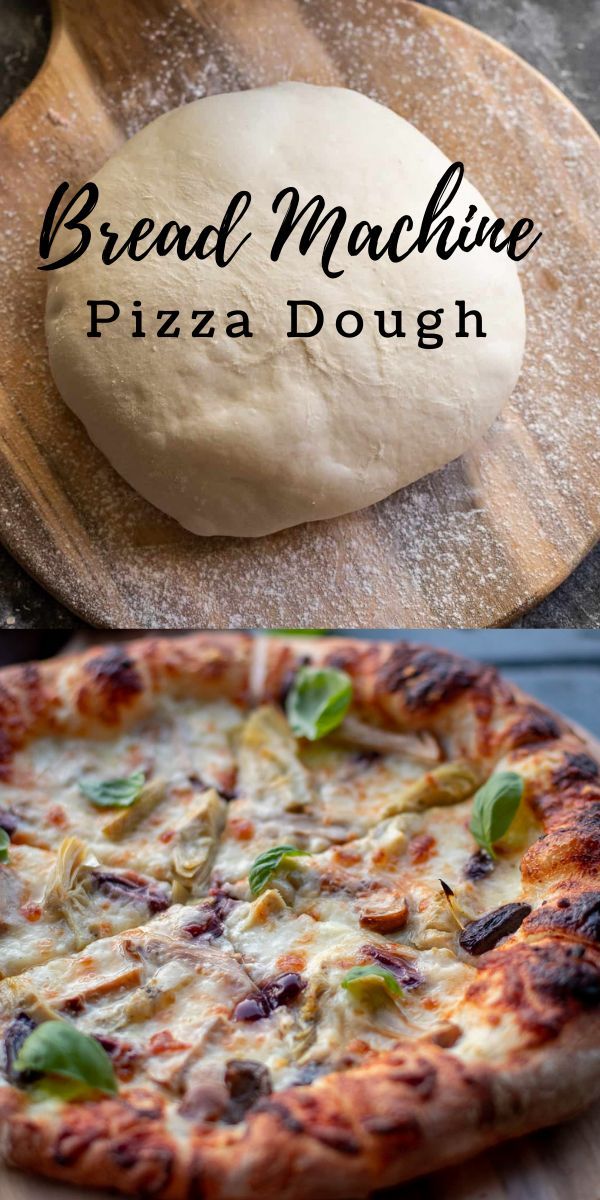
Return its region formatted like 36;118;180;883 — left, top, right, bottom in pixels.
233;972;307;1022
178;1083;229;1122
233;994;271;1022
351;751;382;769
95;1034;120;1056
464;849;494;881
187;773;207;790
3;1012;37;1084
224;1060;272;1122
361;945;422;988
94;1035;139;1075
0;809;18;837
261;972;307;1008
185;893;239;941
211;891;238;921
459;902;532;956
216;785;238;802
90;870;170;914
184;911;224;940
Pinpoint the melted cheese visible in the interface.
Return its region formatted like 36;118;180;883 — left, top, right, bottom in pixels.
0;693;542;1111
0;700;241;976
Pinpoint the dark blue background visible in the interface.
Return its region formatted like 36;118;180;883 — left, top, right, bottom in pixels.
339;629;600;736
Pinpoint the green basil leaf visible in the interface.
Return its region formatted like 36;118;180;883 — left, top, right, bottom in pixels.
285;666;352;740
341;965;403;1000
79;771;145;809
0;829;10;863
470;771;524;857
14;1021;117;1097
248;845;307;896
31;1076;101;1103
267;630;327;636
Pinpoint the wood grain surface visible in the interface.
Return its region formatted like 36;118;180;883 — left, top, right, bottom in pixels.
0;0;599;628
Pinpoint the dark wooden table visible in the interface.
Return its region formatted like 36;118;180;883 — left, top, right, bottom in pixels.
0;0;598;629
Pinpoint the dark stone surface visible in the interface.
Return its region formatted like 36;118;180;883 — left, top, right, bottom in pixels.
0;0;50;116
0;0;598;629
0;547;79;629
427;0;600;127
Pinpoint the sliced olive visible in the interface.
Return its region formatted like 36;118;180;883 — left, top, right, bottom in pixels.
90;870;170;914
3;1013;37;1084
362;945;422;989
233;972;306;1021
464;849;494;881
0;809;18;837
233;995;269;1022
224;1059;272;1122
261;972;306;1008
459;902;531;956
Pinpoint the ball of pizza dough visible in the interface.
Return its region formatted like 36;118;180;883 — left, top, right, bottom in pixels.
45;82;525;538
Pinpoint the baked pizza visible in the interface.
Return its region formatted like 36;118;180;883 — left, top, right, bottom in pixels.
0;632;598;1198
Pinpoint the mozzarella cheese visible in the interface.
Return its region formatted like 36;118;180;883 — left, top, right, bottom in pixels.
0;693;541;1110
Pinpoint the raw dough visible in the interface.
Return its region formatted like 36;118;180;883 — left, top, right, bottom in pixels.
45;83;526;538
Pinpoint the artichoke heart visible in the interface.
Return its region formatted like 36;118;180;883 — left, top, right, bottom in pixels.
42;836;99;947
294;975;329;1060
0;980;60;1023
102;778;166;841
171;789;226;900
123;961;195;1024
241;887;288;928
384;760;483;816
238;706;314;813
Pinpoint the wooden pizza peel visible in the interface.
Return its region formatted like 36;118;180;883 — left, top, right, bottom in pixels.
0;0;598;627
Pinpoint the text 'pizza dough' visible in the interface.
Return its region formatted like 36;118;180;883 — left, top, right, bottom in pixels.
45;83;526;537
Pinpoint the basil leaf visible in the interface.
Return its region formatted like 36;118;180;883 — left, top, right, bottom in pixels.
248;845;307;896
470;771;524;858
0;829;10;863
31;1077;100;1103
79;771;145;809
341;965;403;1000
268;630;327;636
285;667;352;740
14;1021;117;1097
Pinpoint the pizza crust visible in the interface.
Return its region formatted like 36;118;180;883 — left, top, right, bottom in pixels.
0;633;598;1198
2;1015;599;1198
